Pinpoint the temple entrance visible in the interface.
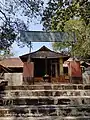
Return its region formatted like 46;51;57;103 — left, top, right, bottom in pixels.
33;59;51;77
34;59;45;77
33;58;59;78
51;62;59;77
51;63;57;77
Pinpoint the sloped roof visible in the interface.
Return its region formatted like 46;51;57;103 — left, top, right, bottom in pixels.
0;64;11;72
0;58;23;68
20;46;69;62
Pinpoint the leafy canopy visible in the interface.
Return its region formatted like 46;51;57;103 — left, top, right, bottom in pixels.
0;0;44;57
42;0;90;58
53;20;90;58
42;0;90;30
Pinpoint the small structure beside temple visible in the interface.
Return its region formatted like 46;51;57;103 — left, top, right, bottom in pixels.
0;58;23;73
20;46;70;83
0;58;23;85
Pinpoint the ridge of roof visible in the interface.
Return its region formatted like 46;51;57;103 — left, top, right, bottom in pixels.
19;46;69;61
20;45;68;57
38;46;51;51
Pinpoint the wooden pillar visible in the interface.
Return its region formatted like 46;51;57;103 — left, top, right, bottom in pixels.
59;58;63;75
54;63;57;77
51;60;52;77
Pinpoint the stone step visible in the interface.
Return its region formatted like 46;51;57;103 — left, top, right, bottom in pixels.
0;106;90;116
2;96;90;99
0;97;89;105
0;90;90;97
0;104;90;110
0;113;90;117
0;104;90;108
0;84;90;119
0;116;90;120
4;84;90;90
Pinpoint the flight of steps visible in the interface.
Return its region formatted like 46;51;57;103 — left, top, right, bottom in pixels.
0;83;90;120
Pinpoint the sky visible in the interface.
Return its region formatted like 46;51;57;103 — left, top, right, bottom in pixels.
11;0;52;57
10;0;53;57
12;42;52;57
12;23;52;57
0;0;52;57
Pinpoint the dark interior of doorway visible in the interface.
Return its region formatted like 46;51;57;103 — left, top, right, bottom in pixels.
33;59;51;77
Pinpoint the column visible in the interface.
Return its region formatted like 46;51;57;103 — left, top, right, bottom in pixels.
59;58;63;75
55;63;58;77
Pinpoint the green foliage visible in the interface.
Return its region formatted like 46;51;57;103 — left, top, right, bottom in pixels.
0;24;17;50
42;0;61;30
42;0;90;30
52;20;90;58
0;0;44;50
0;23;16;59
42;0;90;58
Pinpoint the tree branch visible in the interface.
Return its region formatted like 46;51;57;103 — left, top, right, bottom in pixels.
0;16;6;22
0;9;8;21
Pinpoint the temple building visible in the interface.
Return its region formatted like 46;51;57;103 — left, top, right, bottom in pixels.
20;46;69;83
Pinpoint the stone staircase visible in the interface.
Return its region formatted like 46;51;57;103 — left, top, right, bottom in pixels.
0;83;90;120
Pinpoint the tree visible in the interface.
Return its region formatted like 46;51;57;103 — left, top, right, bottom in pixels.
0;49;14;60
0;24;16;50
52;20;90;58
42;0;90;30
42;0;61;30
0;0;44;50
0;22;17;59
42;0;90;58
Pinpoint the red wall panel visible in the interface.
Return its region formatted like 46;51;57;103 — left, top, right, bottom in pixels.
23;62;34;77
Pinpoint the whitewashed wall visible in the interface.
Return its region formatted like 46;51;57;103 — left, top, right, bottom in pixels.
5;73;23;86
82;72;90;84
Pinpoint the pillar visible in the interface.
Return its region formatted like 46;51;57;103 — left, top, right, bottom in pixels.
59;58;63;75
55;63;58;77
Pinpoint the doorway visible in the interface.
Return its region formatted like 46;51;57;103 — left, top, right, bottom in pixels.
51;63;59;77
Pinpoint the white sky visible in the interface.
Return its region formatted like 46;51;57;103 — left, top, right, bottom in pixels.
12;42;52;57
12;23;52;57
11;0;52;57
0;0;52;57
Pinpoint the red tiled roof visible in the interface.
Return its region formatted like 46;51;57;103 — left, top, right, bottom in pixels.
0;58;23;68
